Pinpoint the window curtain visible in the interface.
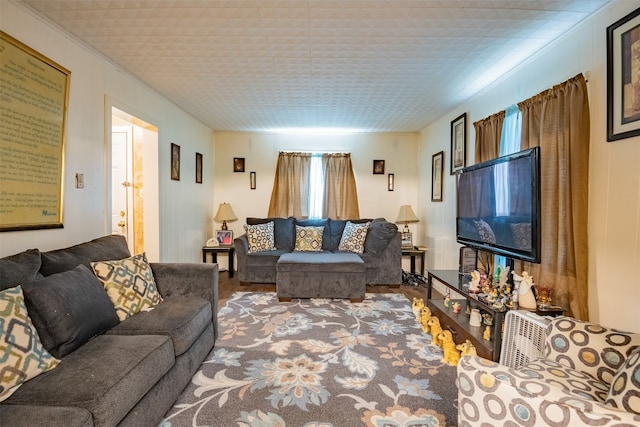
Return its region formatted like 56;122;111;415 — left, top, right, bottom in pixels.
517;73;590;320
472;111;505;275
322;153;360;219
267;152;311;218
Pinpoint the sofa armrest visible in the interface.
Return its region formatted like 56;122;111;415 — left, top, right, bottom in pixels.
457;356;640;426
0;404;93;427
234;235;249;281
150;263;218;340
544;318;640;383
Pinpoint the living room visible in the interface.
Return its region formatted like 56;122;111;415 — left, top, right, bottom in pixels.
2;0;640;425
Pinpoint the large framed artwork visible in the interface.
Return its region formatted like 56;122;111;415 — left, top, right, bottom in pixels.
450;112;467;174
432;151;444;202
607;7;640;141
0;31;70;231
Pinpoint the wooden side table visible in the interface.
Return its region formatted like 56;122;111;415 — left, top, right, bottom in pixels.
402;247;426;276
202;246;235;278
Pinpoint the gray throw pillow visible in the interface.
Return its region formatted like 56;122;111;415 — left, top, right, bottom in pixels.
0;249;42;292
364;220;398;256
40;235;131;276
22;264;119;358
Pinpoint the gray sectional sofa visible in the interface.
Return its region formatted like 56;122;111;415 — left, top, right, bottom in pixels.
0;235;218;427
234;217;402;287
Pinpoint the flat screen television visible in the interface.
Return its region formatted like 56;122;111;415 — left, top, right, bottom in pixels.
456;147;541;263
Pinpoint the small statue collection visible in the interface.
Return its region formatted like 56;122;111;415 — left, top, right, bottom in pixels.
411;296;479;366
464;266;538;312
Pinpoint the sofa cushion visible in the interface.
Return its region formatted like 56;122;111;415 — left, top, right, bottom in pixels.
605;346;640;414
295;218;330;249
244;222;277;253
0;286;60;403
5;334;174;427
338;221;371;253
0;404;93;427
0;249;42;292
107;296;211;356
91;252;163;321
40;235;131;276
21;264;119;358
364;220;398;256
247;217;295;251
294;225;324;252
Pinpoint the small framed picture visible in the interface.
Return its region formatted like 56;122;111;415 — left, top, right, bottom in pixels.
607;7;640;141
233;157;245;172
459;246;478;275
450;112;467;174
216;230;233;246
171;143;180;181
373;159;385;174
195;152;203;184
401;231;413;249
250;171;256;189
432;151;444;202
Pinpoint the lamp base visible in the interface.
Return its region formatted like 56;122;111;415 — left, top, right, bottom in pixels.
221;221;228;230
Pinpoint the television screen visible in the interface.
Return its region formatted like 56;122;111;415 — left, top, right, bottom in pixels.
456;147;541;263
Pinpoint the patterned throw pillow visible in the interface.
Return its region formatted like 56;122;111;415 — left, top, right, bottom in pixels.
244;222;276;253
294;225;324;252
91;253;163;321
338;221;371;253
605;347;640;414
0;286;60;402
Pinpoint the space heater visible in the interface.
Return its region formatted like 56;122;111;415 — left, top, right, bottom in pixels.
499;310;551;369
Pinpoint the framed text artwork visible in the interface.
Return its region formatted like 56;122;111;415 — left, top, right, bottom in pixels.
607;6;640;141
171;143;180;181
0;31;70;231
450;112;467;174
432;151;444;202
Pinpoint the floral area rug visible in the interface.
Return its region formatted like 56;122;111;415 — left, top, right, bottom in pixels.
161;292;458;427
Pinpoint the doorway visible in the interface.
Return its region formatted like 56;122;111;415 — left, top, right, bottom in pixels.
110;106;160;261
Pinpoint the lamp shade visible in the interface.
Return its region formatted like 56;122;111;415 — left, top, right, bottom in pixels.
214;203;237;230
396;205;419;224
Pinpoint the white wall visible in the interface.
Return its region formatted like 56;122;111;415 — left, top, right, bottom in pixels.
419;0;640;332
213;132;420;269
0;1;215;262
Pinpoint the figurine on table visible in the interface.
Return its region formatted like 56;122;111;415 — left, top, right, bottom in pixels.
443;294;452;308
483;326;491;341
468;270;481;293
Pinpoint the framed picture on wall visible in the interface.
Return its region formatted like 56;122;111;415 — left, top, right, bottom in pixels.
432;151;444;202
233;157;245;172
607;6;640;141
373;159;385;174
195;152;203;183
450;112;467;174
171;143;180;181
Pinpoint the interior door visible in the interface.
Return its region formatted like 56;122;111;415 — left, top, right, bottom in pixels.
111;126;134;250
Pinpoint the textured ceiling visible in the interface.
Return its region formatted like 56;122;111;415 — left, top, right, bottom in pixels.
20;0;608;132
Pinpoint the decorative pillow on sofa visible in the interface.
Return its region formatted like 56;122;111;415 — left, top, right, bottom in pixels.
338;221;371;253
605;346;640;414
0;286;60;403
22;264;119;358
294;225;324;252
0;249;42;292
91;252;163;321
244;222;277;253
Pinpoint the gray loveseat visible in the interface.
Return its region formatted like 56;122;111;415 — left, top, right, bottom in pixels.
0;235;218;427
234;217;402;287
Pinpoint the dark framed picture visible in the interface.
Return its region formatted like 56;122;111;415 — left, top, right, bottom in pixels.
450;112;467;174
373;159;385;174
171;143;180;181
233;157;245;172
607;7;640;141
250;171;256;189
195;152;203;184
216;230;233;246
432;151;444;202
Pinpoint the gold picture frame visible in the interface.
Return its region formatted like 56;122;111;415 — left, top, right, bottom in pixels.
0;31;70;231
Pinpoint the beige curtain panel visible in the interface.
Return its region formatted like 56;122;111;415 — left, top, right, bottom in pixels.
267;152;311;218
322;153;360;219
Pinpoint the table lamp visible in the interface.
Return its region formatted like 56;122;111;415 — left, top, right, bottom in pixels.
396;205;419;249
214;203;237;230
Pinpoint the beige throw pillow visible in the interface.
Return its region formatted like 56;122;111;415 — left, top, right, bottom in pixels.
338;221;370;253
294;225;324;252
244;221;277;253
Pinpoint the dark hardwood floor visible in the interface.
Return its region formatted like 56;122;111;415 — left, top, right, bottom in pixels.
217;270;426;308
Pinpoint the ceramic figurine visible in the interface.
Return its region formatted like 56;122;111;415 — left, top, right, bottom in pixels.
456;339;478;357
452;301;462;314
469;309;482;327
427;316;443;347
443;295;452;308
412;297;424;322
482;313;493;325
438;330;461;366
483;326;491;341
468;270;481;293
420;306;432;333
498;265;510;290
515;271;536;309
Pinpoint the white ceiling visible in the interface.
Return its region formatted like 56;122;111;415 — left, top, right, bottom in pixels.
20;0;608;132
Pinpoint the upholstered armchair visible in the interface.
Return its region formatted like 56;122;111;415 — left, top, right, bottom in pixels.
457;317;640;426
